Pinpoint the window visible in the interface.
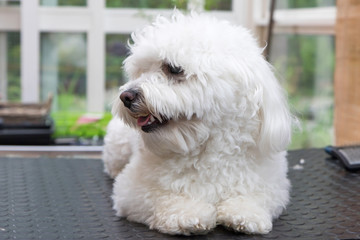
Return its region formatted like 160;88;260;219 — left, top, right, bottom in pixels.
106;0;188;9
276;0;335;9
0;0;242;112
205;0;232;11
40;0;87;7
0;0;337;147
40;33;87;112
0;32;21;102
269;34;334;148
105;0;233;10
265;0;336;149
105;34;130;111
0;0;20;6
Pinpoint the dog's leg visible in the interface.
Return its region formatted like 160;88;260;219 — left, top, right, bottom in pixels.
149;195;217;235
217;196;273;234
102;118;138;178
112;160;217;235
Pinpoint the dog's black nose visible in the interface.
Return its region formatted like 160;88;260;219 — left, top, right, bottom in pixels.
120;90;137;109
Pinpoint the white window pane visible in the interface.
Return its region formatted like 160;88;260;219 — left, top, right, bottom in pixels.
269;34;335;149
40;33;87;112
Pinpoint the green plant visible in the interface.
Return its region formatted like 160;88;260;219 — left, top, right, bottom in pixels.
57;68;86;111
7;32;21;102
270;34;335;149
205;0;232;10
52;111;112;139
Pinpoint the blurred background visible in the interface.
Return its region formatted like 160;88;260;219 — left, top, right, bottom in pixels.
0;0;336;148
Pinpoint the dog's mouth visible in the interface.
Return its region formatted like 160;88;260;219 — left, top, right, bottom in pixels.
136;114;168;133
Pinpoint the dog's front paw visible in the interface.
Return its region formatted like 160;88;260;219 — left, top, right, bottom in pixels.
217;198;272;234
151;213;215;235
217;210;272;234
149;198;217;235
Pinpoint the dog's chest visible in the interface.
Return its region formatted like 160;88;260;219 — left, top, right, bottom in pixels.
155;153;254;202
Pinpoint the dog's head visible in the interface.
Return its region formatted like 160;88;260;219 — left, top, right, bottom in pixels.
113;12;292;156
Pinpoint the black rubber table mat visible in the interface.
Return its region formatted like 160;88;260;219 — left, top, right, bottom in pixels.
0;149;359;240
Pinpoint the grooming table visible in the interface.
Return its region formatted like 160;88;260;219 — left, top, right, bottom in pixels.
0;149;359;240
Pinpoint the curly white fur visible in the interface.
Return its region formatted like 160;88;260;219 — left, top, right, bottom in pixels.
103;11;292;236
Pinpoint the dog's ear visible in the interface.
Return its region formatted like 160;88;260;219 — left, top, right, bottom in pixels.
257;64;293;154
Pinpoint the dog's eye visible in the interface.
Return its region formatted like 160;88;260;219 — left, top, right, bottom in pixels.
168;64;183;75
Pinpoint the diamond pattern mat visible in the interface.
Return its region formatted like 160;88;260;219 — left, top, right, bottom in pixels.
0;149;359;240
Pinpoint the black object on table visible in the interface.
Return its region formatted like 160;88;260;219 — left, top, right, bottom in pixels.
0;117;54;145
0;149;359;240
325;145;360;171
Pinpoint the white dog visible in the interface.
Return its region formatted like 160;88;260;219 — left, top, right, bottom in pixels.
102;11;292;236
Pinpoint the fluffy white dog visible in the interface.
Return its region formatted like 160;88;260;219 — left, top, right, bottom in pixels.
102;11;292;236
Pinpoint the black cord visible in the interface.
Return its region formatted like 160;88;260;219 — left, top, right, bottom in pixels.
265;0;276;61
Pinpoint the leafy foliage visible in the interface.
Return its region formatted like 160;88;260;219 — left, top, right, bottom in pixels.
52;111;112;138
7;32;21;102
205;0;231;11
56;0;86;6
270;34;335;149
